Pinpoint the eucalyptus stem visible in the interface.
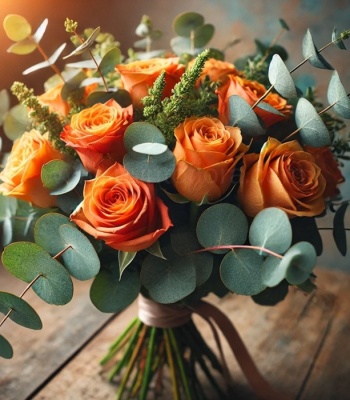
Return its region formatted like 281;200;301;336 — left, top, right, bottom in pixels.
35;42;65;82
140;326;157;400
164;329;181;400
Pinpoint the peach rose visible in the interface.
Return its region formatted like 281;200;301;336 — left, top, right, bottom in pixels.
60;99;133;173
238;137;326;217
70;162;173;252
38;83;70;116
305;146;344;198
116;57;185;108
171;116;249;203
0;129;64;208
216;74;292;128
188;57;240;84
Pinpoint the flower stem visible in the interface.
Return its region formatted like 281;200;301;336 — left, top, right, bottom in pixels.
164;329;180;400
140;326;157;400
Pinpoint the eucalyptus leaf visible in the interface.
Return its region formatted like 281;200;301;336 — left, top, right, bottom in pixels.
256;101;285;116
132;142;168;155
261;255;287;287
170;36;205;56
0;89;10;123
284;242;317;285
302;29;333;70
22;43;67;75
2;242;73;305
228;95;265;136
99;47;122;76
220;249;265;295
32;18;48;44
279;19;290;31
193;24;215;48
65;58;102;69
87;89;132;107
59;224;100;280
3;103;32;141
0;335;13;359
327;71;350;119
268;54;297;98
173;12;205;37
63;26;100;59
332;27;347;50
140;254;196;304
295;98;331;146
249;207;292;255
90;266;140;313
0;292;42;330
3;14;32;41
333;202;349;256
6;40;37;55
41;159;82;195
118;251;137;278
196;203;248;253
251;280;289;306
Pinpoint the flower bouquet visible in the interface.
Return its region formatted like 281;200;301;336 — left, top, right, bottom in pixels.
0;11;349;400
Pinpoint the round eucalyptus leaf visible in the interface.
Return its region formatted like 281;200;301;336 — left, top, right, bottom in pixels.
302;29;333;70
123;149;175;183
196;203;248;253
0;335;13;359
327;71;350;119
191;252;213;287
124;122;166;150
3;103;31;141
1;242;73;305
6;40;37;55
193;24;215;48
295;98;331;147
170;36;201;56
261;255;287;287
59;224;100;280
90;266;141;313
3;14;32;41
220;249;265;295
140;254;196;304
268;54;297;98
173;12;205;37
249;207;292;255
99;47;122;76
0;292;42;330
284;241;317;285
132;142;168;155
228;95;265;136
41;159;81;195
34;213;73;255
332;27;347;50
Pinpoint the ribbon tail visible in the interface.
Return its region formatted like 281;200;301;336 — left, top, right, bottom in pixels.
195;300;292;400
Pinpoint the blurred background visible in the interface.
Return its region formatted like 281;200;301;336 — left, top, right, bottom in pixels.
0;0;349;269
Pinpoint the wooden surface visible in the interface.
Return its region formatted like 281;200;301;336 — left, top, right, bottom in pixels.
1;266;350;400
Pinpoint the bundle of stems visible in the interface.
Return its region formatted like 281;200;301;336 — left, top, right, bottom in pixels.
100;317;231;400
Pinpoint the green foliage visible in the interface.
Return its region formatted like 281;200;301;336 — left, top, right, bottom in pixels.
0;335;13;359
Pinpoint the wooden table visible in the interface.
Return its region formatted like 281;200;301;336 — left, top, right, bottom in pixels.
1;266;350;400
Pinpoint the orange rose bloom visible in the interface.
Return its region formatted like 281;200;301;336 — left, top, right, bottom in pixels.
188;57;239;84
216;74;292;128
60;99;133;173
70;162;173;252
238;137;326;218
38;83;70;116
171;116;249;203
116;57;185;108
305;146;344;198
0;129;64;208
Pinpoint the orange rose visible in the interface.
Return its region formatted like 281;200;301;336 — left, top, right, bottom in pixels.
216;74;292;128
238;137;326;217
116;57;185;108
305;146;344;198
70;162;173;252
60;99;133;173
171;116;249;203
0;129;64;208
188;57;239;84
38;83;70;116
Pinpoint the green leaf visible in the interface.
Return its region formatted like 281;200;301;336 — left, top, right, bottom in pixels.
7;40;37;55
86;89;132;107
63;26;101;59
220;249;265;295
279;19;290;31
3;103;32;141
0;89;10;123
90;266;140;313
0;335;13;359
3;14;32;41
99;47;122;76
228;95;265;136
1;242;73;305
295;98;331;147
268;54;297;98
327;71;350;119
249;207;292;255
22;43;67;75
332;27;347;50
41;159;82;195
302;29;333;70
261;255;287;287
59;224;101;280
251;281;289;306
32;18;48;44
291;216;323;256
333;202;349;256
118;251;137;278
34;213;73;255
0;292;42;329
173;12;205;37
196;203;248;254
140;254;196;304
193;24;215;48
